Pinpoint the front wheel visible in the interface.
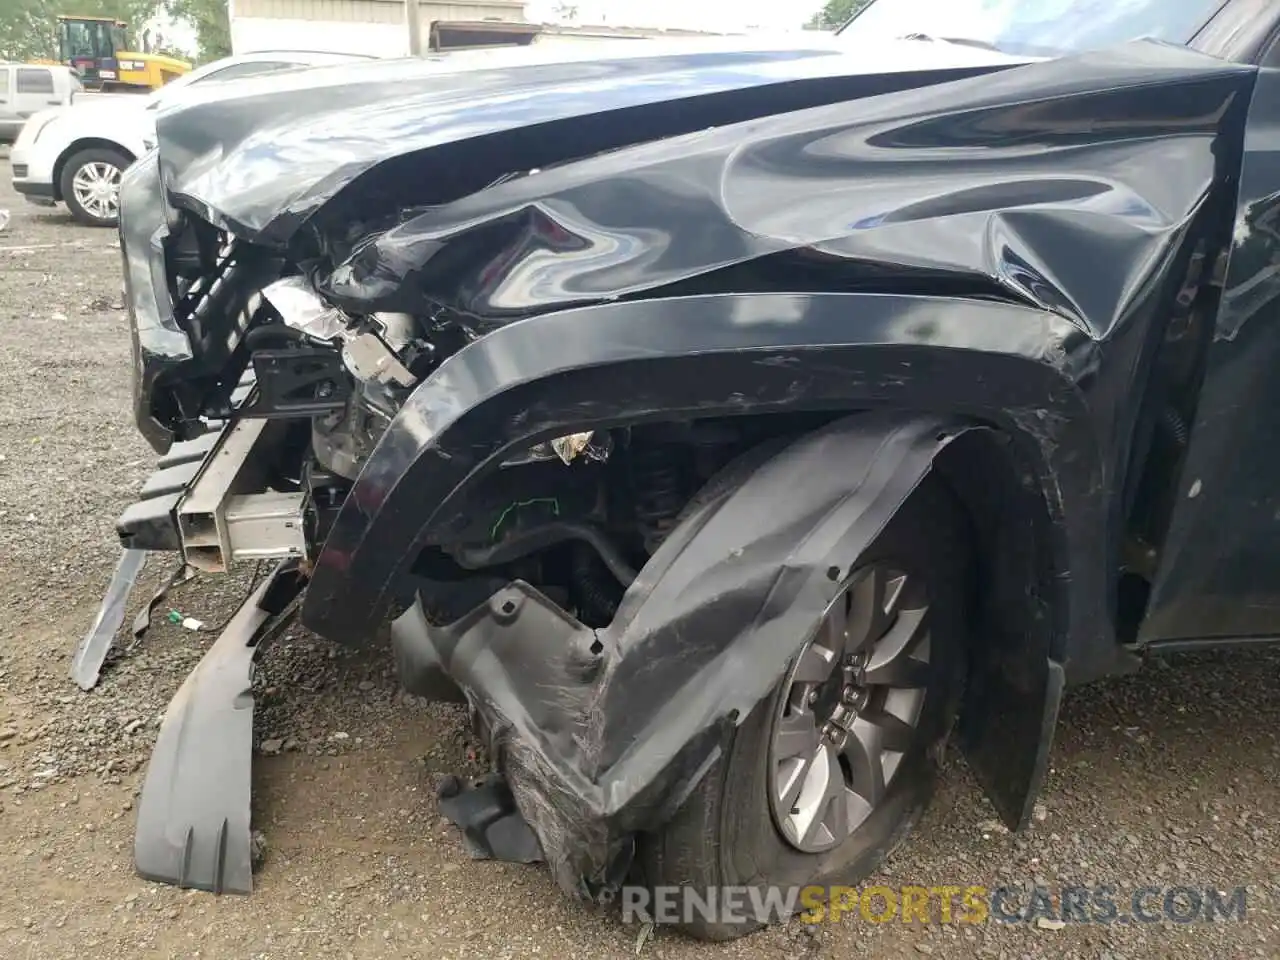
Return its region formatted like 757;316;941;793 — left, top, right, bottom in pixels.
60;147;130;227
638;475;972;941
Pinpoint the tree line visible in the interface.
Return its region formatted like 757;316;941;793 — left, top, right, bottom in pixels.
0;0;230;64
807;0;872;30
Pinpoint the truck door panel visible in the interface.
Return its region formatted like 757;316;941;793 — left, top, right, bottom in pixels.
1142;62;1280;644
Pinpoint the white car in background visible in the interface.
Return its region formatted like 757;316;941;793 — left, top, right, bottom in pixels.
0;63;83;142
9;50;373;227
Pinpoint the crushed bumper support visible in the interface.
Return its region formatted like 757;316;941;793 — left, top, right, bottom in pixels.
133;559;307;894
116;430;222;553
394;412;979;898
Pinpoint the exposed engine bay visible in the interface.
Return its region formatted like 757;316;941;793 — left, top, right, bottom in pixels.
160;256;849;626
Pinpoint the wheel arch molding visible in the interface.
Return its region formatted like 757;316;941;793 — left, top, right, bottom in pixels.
303;290;1112;677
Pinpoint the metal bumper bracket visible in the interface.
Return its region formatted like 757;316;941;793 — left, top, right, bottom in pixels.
178;419;307;573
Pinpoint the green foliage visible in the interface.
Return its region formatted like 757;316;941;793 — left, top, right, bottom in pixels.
0;0;166;61
0;0;63;61
166;0;230;63
807;0;873;31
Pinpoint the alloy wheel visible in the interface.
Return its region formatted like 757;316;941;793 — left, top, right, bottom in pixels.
767;563;932;853
72;161;122;222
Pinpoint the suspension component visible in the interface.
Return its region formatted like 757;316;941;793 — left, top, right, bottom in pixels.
629;441;691;554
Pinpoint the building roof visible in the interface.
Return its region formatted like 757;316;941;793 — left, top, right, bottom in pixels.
537;23;729;38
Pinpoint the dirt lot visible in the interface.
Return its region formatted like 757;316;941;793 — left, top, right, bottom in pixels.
1;155;1278;960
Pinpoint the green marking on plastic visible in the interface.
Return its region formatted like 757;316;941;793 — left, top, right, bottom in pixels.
490;497;560;541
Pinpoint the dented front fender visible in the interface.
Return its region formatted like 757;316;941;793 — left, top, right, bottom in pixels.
300;291;1112;680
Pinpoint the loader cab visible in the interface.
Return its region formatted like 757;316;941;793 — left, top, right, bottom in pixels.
57;16;126;87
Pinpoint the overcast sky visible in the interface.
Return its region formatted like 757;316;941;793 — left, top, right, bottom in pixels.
524;0;831;33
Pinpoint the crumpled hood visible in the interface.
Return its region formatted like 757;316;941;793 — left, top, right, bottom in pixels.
298;39;1251;341
151;35;1033;243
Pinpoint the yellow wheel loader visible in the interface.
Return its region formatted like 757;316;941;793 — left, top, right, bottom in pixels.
57;15;191;93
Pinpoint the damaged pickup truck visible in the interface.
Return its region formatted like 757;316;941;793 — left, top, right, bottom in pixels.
96;0;1280;940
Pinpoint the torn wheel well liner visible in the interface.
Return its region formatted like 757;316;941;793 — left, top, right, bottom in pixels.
389;412;979;894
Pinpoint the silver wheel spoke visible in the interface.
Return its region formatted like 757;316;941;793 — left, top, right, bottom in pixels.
843;569;885;650
791;641;837;683
843;717;888;805
777;754;813;814
820;596;847;652
768;562;933;854
863;650;931;689
843;787;875;833
869;604;928;664
855;708;917;753
845;567;908;651
797;752;845;847
773;711;821;761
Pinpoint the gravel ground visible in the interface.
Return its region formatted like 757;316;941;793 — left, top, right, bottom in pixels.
0;155;1277;960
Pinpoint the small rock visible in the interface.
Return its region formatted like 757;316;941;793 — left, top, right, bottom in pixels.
915;945;935;955
357;680;376;692
1033;803;1048;822
329;731;350;742
250;830;267;871
260;739;284;756
0;728;16;742
1035;918;1066;931
123;719;144;735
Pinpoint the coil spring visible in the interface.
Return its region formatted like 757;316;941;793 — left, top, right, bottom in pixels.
631;442;689;553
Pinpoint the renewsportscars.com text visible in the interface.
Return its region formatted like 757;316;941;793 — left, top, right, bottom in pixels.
621;884;1249;926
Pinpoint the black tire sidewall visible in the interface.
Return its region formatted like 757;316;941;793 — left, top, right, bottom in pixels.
60;148;129;227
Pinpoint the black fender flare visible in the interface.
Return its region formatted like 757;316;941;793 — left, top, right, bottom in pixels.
302;290;1110;678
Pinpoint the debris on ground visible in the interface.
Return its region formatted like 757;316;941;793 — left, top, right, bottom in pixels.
166;610;204;631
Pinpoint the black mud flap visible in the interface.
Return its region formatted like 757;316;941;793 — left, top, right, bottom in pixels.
959;655;1065;830
133;560;305;894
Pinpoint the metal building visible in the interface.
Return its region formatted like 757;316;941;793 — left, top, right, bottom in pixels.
227;0;531;57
